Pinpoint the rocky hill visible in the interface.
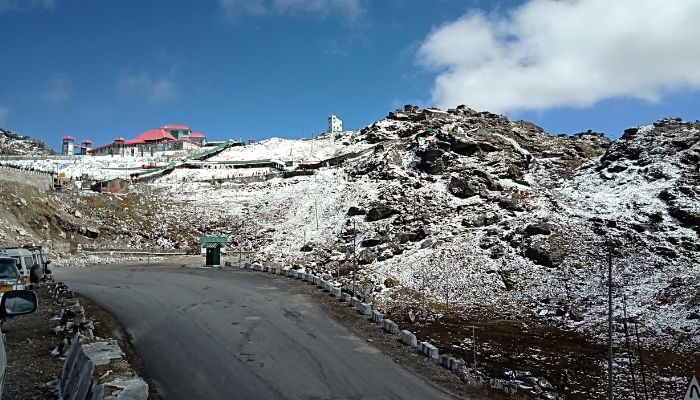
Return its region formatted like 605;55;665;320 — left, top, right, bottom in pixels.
0;128;55;156
293;107;699;344
0;107;697;398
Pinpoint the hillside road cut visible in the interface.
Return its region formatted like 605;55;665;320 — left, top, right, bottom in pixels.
55;264;462;400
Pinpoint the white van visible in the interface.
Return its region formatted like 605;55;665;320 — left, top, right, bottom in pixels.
5;248;37;288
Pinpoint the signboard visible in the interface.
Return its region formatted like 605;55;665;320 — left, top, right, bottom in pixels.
685;374;700;400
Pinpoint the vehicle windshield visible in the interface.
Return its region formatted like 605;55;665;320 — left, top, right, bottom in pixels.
0;259;19;280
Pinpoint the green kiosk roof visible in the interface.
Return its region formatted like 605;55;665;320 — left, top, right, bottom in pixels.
200;236;228;247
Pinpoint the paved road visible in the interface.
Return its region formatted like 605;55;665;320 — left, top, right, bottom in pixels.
56;265;460;400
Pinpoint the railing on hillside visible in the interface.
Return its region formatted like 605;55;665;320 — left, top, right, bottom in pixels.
186;141;234;161
0;154;71;161
80;247;190;255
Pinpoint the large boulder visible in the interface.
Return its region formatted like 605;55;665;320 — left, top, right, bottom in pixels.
347;206;366;216
85;227;100;239
447;170;501;198
396;228;428;243
366;205;398;222
499;197;526;212
478;141;501;152
462;213;502;227
416;146;446;175
524;222;554;236
450;139;480;156
523;239;565;268
357;249;377;265
361;237;386;247
447;176;480;198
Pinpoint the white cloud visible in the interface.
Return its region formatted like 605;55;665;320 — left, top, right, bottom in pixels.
117;72;177;105
324;39;350;57
417;0;700;113
0;0;56;12
219;0;363;20
40;77;71;104
0;106;9;126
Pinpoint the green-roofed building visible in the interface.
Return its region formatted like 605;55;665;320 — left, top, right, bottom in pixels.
200;236;227;266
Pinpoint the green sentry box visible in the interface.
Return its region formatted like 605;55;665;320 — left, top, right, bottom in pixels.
200;236;228;266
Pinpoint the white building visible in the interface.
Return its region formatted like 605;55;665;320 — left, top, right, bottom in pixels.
327;115;343;133
61;136;75;155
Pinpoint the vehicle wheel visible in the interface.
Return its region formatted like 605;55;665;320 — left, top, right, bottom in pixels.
30;266;42;284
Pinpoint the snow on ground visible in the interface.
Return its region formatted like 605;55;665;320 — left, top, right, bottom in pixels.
210;132;371;163
154;167;379;260
161;167;277;182
1;151;192;180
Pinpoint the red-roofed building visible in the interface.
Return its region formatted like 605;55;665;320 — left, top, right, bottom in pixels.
79;139;93;155
134;128;175;142
161;124;190;140
189;131;207;146
88;124;206;156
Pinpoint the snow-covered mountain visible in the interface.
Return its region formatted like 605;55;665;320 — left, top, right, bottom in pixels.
146;106;699;346
1;107;697;398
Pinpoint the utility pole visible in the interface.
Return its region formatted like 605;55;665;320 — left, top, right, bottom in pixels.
420;271;426;314
443;252;450;312
622;293;639;400
465;325;480;371
607;240;614;400
352;220;357;298
634;320;650;400
315;199;319;231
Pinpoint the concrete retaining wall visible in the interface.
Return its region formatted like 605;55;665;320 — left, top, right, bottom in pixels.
419;342;439;360
400;330;418;347
370;310;383;323
0;165;53;190
52;320;147;400
357;302;372;316
59;335;99;400
349;297;360;308
381;319;399;334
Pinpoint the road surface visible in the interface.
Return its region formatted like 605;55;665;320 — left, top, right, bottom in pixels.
56;265;460;400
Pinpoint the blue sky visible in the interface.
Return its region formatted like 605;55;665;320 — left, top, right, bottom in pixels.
0;0;698;150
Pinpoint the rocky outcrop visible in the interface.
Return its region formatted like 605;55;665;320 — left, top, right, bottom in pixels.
366;205;398;222
0;128;55;156
447;170;501;198
347;206;366;216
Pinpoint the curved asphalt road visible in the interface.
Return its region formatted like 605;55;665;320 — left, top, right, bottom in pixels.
56;265;460;400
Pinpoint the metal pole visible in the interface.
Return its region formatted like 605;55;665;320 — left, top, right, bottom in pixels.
239;221;243;268
464;325;480;371
622;294;639;400
634;321;650;400
607;241;614;400
473;325;476;371
421;273;426;313
352;220;357;298
315;199;319;231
